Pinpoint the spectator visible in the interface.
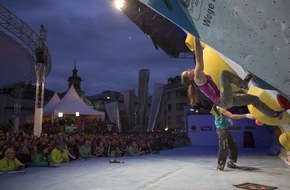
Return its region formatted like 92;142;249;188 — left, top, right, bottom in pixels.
109;146;122;158
30;144;38;161
125;141;140;156
119;140;128;157
79;139;94;158
0;147;25;172
94;141;106;157
107;140;117;157
0;135;6;159
65;135;80;160
16;145;32;167
51;141;70;164
151;137;162;154
33;144;53;167
139;142;151;155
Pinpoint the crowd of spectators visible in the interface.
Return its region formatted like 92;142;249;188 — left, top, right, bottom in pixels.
0;128;191;172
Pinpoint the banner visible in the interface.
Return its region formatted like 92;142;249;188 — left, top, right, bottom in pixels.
105;101;121;132
147;83;164;132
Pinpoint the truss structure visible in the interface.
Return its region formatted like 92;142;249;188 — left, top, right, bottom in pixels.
0;6;52;136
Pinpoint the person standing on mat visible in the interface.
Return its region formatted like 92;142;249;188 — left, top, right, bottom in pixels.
211;106;254;171
181;38;284;119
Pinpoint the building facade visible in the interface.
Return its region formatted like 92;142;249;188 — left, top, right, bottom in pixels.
160;76;212;132
0;84;54;131
1;65;214;134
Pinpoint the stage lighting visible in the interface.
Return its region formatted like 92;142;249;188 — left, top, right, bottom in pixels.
58;112;63;118
114;0;125;10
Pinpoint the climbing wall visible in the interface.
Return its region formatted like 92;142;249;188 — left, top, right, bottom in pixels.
138;0;290;100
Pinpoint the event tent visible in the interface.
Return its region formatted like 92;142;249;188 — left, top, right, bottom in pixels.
43;92;60;115
43;85;105;119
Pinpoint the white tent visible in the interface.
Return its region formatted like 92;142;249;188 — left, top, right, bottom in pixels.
43;92;61;115
26;92;61;124
44;85;105;119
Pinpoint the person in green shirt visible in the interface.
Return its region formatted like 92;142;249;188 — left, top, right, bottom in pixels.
125;141;140;156
0;147;25;172
211;106;254;171
79;139;93;158
33;144;53;167
51;141;70;164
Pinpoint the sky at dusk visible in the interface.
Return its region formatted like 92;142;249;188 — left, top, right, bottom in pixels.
1;0;193;96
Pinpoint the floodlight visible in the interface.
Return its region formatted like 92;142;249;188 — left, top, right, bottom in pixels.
114;0;125;10
58;112;63;117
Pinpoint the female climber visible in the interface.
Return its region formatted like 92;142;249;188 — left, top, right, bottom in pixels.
181;38;283;119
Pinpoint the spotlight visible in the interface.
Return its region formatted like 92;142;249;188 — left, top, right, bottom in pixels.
114;0;125;10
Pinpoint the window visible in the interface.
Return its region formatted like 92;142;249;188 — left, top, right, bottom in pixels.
167;104;172;112
167;116;172;124
176;90;187;98
176;115;184;124
176;103;187;111
166;92;171;100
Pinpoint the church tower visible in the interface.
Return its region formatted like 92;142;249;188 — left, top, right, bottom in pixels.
68;62;83;95
67;62;92;105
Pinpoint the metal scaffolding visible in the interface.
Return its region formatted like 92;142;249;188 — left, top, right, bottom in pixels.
0;6;52;136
